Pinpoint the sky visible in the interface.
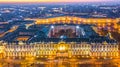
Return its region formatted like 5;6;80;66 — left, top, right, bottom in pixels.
0;0;118;3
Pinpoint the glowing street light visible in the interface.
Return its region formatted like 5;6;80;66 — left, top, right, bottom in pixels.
76;25;80;29
51;25;54;29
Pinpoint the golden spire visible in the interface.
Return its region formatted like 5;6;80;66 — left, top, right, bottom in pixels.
103;41;108;45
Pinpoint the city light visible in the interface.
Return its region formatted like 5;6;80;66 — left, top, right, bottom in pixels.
51;25;54;29
0;2;120;67
59;46;66;51
76;25;80;29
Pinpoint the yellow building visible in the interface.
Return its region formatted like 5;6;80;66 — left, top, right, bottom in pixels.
25;16;120;25
0;41;119;60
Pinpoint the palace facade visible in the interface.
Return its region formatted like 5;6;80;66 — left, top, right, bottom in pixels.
0;41;119;60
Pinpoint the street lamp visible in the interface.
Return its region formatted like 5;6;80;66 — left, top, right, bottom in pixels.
76;25;80;37
51;25;54;29
50;25;55;37
76;25;80;29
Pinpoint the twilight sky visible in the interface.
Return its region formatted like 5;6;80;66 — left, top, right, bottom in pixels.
0;0;118;3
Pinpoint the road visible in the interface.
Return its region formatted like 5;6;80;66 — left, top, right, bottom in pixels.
0;58;120;67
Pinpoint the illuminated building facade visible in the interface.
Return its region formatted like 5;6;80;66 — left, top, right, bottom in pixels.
26;16;120;34
0;41;119;59
0;16;120;67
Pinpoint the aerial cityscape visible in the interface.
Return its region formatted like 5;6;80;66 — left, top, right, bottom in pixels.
0;0;120;67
